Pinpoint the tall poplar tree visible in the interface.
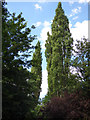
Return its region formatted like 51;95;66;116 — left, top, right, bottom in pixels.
45;32;53;95
31;41;42;103
45;2;73;96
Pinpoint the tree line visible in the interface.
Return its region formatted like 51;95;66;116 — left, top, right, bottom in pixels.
2;2;90;120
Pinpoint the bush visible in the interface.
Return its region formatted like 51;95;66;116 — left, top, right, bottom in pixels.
39;91;90;120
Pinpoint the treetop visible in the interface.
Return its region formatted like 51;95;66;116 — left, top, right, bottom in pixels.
58;2;62;8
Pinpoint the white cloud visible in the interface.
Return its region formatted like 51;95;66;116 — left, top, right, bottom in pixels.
70;20;88;40
34;4;42;10
69;7;81;17
69;20;72;28
79;0;89;3
72;16;78;20
50;20;53;23
72;7;81;14
43;21;51;27
69;20;88;54
40;27;51;42
41;27;51;49
40;70;48;99
35;21;42;27
39;21;51;49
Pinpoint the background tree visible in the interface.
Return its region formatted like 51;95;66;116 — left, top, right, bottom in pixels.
45;32;53;96
72;37;90;97
31;41;42;104
45;2;73;96
2;2;38;120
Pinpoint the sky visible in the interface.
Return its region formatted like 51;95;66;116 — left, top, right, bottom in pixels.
6;0;89;99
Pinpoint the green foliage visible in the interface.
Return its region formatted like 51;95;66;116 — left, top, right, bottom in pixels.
2;2;38;120
45;2;73;96
34;104;44;119
31;41;42;104
72;37;90;96
42;94;51;105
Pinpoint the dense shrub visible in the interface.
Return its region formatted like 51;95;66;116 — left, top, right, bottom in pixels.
38;91;90;120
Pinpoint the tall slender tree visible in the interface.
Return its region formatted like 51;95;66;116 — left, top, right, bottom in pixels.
45;2;73;96
45;32;53;95
31;41;42;103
